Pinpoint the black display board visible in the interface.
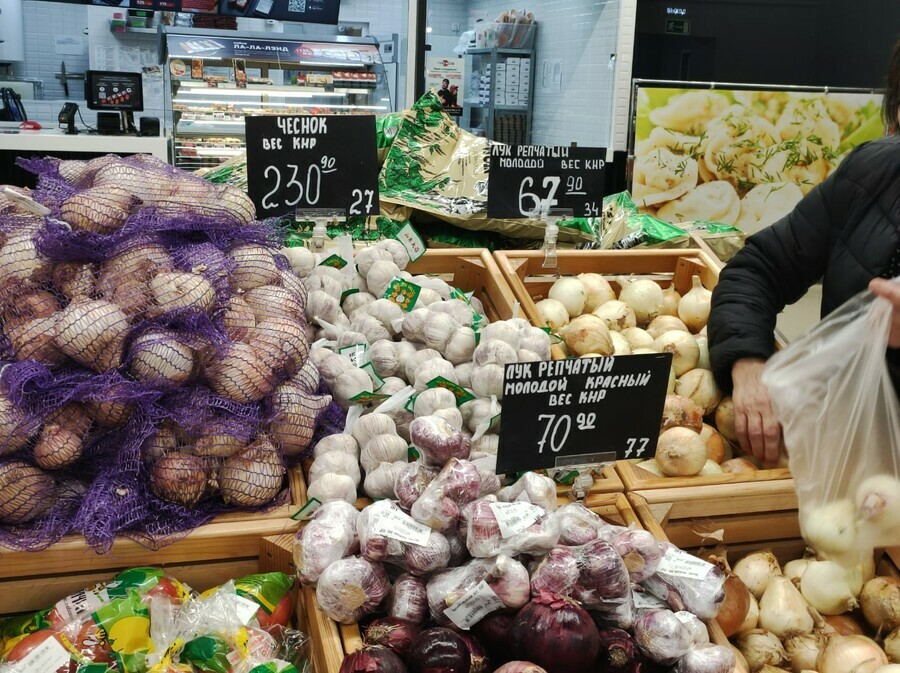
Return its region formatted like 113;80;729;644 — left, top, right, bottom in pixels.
496;354;671;475
487;145;607;219
246;115;379;218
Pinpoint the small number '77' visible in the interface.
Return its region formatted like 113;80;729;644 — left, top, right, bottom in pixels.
623;437;650;459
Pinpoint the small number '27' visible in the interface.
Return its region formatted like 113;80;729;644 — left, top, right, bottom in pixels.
624;437;650;459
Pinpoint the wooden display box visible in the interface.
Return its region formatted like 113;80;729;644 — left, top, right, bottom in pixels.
0;467;306;592
263;493;642;673
494;248;790;492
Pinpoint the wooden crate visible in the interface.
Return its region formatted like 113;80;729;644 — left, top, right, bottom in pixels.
0;467;306;586
263;493;642;673
494;248;791;492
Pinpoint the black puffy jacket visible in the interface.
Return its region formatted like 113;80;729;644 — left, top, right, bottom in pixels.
709;135;900;392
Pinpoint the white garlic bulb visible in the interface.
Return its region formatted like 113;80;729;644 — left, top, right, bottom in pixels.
366;260;401;298
479;322;520;350
337;331;370;349
433;406;463;431
473;434;499;455
431;299;475;327
517;349;542;362
309;347;333;367
313;434;360;460
404;348;442;383
473;339;518;367
462;397;500;434
319;353;355;387
306;290;342;323
356;246;393;276
350;314;391;344
414;358;458;392
379;377;408;397
316;313;351;341
377;239;411;269
414;276;453;299
423;313;460;351
402;308;431;343
309;451;361;486
472;364;505;399
343;292;376;318
361;434;409;473
354;274;370;295
455;362;474;389
351;413;397;447
416;288;442;307
364;460;407;499
366;299;404;335
306;272;343;300
308;473;357;504
332;367;373;408
445;327;477;365
367;340;400;378
281;246;317;278
414;388;457;417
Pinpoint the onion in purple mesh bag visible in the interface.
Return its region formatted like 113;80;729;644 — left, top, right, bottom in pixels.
33;403;92;470
219;435;286;506
222;296;257;341
149;271;216;316
243;285;306;324
128;329;195;388
52;261;96;301
0;460;56;524
0;394;39;457
268;382;333;457
53;298;129;372
192;423;246;459
59;185;139;234
205;342;278;404
251;318;309;376
228;244;281;291
150;452;208;509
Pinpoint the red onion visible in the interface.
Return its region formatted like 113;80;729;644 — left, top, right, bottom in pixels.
632;609;691;665
316;557;391;624
446;534;469;566
595;628;641;673
530;547;579;597
511;592;601;673
646;544;726;620
427;555;530;626
389;574;429;625
340;645;409;673
456;632;490;673
406;627;469;673
472;611;517;664
591;598;633;631
675;643;735;673
364;618;421;658
493;663;548;673
610;529;663;583
463;498;559;558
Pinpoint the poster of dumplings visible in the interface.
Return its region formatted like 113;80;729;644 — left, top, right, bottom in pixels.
632;87;884;234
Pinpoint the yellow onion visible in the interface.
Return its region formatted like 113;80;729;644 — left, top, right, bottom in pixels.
699;424;727;463
713;556;752;637
219;436;285;506
618;278;665;325
222;296;256;341
548;277;587;317
715;396;738;442
653;331;700;376
622;327;655;350
33;403;92;470
721;457;758;474
205;342;277;404
759;575;814;638
662;394;704;433
228;244;280;291
860;577;900;632
785;631;826;672
734;630;788;671
823;613;866;636
150;452;208;509
734;551;782;600
128;329;195;387
242;284;305;323
883;627;900;663
54;299;129;372
52;262;96;300
655;427;707;476
0;460;55;524
149;271;216;315
59;185;139;234
817;634;887;673
799;560;861;615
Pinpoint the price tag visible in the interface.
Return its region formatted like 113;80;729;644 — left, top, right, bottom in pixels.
339;344;368;369
487;145;607;219
657;548;715;581
291;497;322;521
394;222;426;262
246;115;379;218
319;254;348;270
632;589;667;609
444;581;505;630
54;587;109;624
495;354;671;475
383;278;422;312
11;635;71;673
489;502;544;538
371;505;432;546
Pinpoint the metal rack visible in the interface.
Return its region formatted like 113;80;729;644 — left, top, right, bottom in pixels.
463;47;535;144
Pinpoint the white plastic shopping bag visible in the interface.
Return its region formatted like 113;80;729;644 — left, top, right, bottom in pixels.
762;287;900;565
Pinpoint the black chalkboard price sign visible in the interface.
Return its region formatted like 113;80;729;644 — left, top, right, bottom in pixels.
495;353;672;475
245;115;379;218
487;145;607;219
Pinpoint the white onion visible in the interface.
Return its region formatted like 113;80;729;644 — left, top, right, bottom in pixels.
618;278;665;326
783;558;812;585
676;368;722;415
817;634;888;673
662;285;681;316
735;630;788;671
559;314;613;357
647;314;690;339
548;277;587;318
622;327;655;350
536;298;569;331
733;551;782;601
610;331;632;355
678;275;712;333
592;300;637;332
799;560;860;615
578;272;616;311
758;575;814;638
655;427;707;477
696;335;711;370
654;331;700;376
715;396;738;442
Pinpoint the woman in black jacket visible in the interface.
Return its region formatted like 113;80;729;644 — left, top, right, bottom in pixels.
708;41;900;468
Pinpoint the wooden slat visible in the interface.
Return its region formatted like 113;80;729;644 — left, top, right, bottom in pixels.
633;482;798;518
616;458;792;491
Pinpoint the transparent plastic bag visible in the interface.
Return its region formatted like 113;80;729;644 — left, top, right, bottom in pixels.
762;288;900;563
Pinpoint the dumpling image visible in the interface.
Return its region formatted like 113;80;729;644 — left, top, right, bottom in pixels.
649;92;730;135
632;148;699;208
747;141;831;195
704;105;779;186
656;181;741;225
733;91;792;123
736;182;803;234
636;127;706;159
776;98;841;149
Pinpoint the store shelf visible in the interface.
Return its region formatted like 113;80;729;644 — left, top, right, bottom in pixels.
109;25;158;35
469;47;533;56
464;101;529;111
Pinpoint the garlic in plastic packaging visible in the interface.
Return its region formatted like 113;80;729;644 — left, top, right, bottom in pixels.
402;308;430;342
308;473;358;504
332;367;374;408
313;434;360;460
413;359;457;393
366;299;404;335
364;460;407;499
366;260;401;297
343;291;376;318
414;388;457;417
471;364;505;399
367;340;400;378
445;327;477;365
350;313;391;344
423;313;460;351
404;348;442;383
356;247;394;276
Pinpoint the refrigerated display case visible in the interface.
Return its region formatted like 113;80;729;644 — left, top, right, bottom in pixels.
162;29;394;170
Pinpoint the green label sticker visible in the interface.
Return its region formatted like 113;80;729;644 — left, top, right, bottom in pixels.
450;288;486;330
408;446;420;461
539;326;564;345
489;413;501;432
553;470;580;486
340;288;361;306
319;254;348;269
339;343;368;369
291;497;322;521
393;222;427;262
349;391;391;405
383;278;422;312
405;395;417;414
427;377;476;406
360;362;385;391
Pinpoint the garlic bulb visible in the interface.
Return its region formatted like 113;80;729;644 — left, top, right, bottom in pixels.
431;299;475;327
361;434;408;473
228;244;280;291
366;299;404;335
306;273;344;300
549;277;587;317
622;327;655;350
281;246;317;278
678;276;713;333
150;271;216;315
560;314;614;357
446;327;477;365
661;285;681;316
402;308;431;342
417;288;442;306
473;434;499;454
343;291;376;317
593;300;637;332
618;278;665;325
308;473;357;504
350;313;391;344
676;368;722;415
368;340;400;378
129;329;195;387
578;273;617;311
0;232;52;288
379;239;411;269
219;437;286;507
654;331;701;376
519;328;551;360
536;298;569;331
517;349;541;362
306;290;342;323
309;451;362;486
252;318;309;375
364;460;406;499
352;413;397;447
480;322;520;350
473;339;518;367
404;349;443;384
455;362;474;389
319;352;355;386
414;359;457;392
337;331;370;349
414;388;457;417
472;364;505;399
433;407;463;431
333;368;374;407
366;260;401;297
424;313;460;351
648;315;690;339
415;275;453;299
356;246;394;276
759;576;814;638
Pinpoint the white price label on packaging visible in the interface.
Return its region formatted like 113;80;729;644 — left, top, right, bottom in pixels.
340;344;368;369
54;587;109;623
11;636;70;673
234;595;262;625
489;502;544;538
395;222;426;262
445;581;505;630
674;611;699;625
657;548;714;581
631;589;667;609
372;506;432;547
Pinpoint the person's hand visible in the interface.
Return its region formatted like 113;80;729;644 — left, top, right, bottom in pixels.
869;278;900;348
731;357;783;467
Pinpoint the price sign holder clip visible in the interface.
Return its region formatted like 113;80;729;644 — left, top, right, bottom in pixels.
296;208;343;253
541;208;572;272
